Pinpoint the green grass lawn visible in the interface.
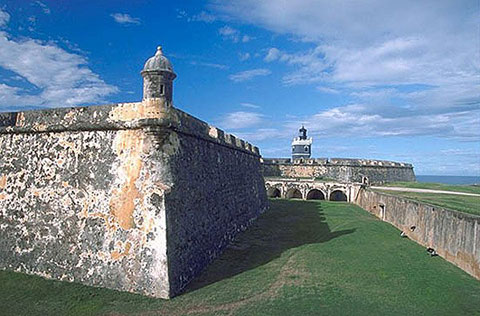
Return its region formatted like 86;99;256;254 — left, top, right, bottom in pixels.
1;200;479;315
382;181;480;195
375;182;480;216
373;190;480;216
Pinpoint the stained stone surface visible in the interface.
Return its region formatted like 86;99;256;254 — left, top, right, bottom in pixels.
0;100;267;298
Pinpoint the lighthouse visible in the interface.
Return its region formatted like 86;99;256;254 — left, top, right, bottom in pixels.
291;125;312;160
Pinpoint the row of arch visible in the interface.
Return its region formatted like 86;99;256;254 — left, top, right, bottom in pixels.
267;187;347;201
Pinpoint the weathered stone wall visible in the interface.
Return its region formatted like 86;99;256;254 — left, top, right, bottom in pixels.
162;109;268;296
0;100;267;298
354;189;480;280
262;158;415;184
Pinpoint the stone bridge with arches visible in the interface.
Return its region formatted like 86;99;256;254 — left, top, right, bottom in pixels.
265;178;363;202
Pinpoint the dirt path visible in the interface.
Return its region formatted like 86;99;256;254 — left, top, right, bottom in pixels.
371;186;480;197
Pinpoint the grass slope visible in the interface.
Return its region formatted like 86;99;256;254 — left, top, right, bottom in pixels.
1;200;479;315
375;190;480;216
383;181;480;195
376;182;480;216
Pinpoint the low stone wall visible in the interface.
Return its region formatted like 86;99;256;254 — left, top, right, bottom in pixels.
354;189;480;280
262;158;415;184
0;100;267;298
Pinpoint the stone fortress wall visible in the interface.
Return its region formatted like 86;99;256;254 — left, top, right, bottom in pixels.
262;158;416;184
355;189;480;280
0;47;267;299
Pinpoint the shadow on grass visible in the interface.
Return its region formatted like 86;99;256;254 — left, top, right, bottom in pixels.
184;199;355;294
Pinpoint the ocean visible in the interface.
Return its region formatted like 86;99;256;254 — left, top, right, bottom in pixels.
416;175;480;185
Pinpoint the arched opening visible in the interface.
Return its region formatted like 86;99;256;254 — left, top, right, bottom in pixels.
362;176;369;185
286;188;303;199
306;189;325;200
267;187;281;198
330;190;347;201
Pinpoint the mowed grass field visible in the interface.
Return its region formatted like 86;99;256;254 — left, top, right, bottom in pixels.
377;182;480;216
1;200;479;315
382;181;480;195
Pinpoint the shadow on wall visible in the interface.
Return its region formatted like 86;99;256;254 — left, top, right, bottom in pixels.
184;199;355;294
330;190;347;201
286;188;302;199
267;187;281;198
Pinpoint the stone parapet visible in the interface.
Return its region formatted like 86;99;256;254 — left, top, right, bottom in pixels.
0;101;260;157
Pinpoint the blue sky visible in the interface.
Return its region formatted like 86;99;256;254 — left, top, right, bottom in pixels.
0;0;478;176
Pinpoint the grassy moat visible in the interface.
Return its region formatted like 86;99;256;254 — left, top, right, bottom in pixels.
1;200;479;315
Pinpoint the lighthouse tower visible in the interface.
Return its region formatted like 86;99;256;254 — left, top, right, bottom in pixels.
291;125;312;160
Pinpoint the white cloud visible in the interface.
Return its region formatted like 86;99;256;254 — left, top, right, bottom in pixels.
218;25;252;43
262;46;329;85
214;1;479;88
0;9;117;110
211;0;480;141
35;1;51;14
239;52;250;61
218;25;239;42
229;68;271;82
190;61;229;70
284;104;480;142
241;35;252;42
0;84;42;110
317;86;340;94
177;10;218;23
111;13;141;25
241;102;260;109
264;48;280;62
219;111;264;129
0;10;9;28
192;11;217;23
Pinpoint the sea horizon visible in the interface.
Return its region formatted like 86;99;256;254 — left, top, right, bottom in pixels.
416;175;480;185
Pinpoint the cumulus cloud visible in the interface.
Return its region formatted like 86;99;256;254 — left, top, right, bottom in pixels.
284;104;480;142
229;68;271;82
0;84;42;111
211;0;480;142
264;48;281;62
219;111;264;129
262;46;329;85
0;9;117;110
111;13;141;25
